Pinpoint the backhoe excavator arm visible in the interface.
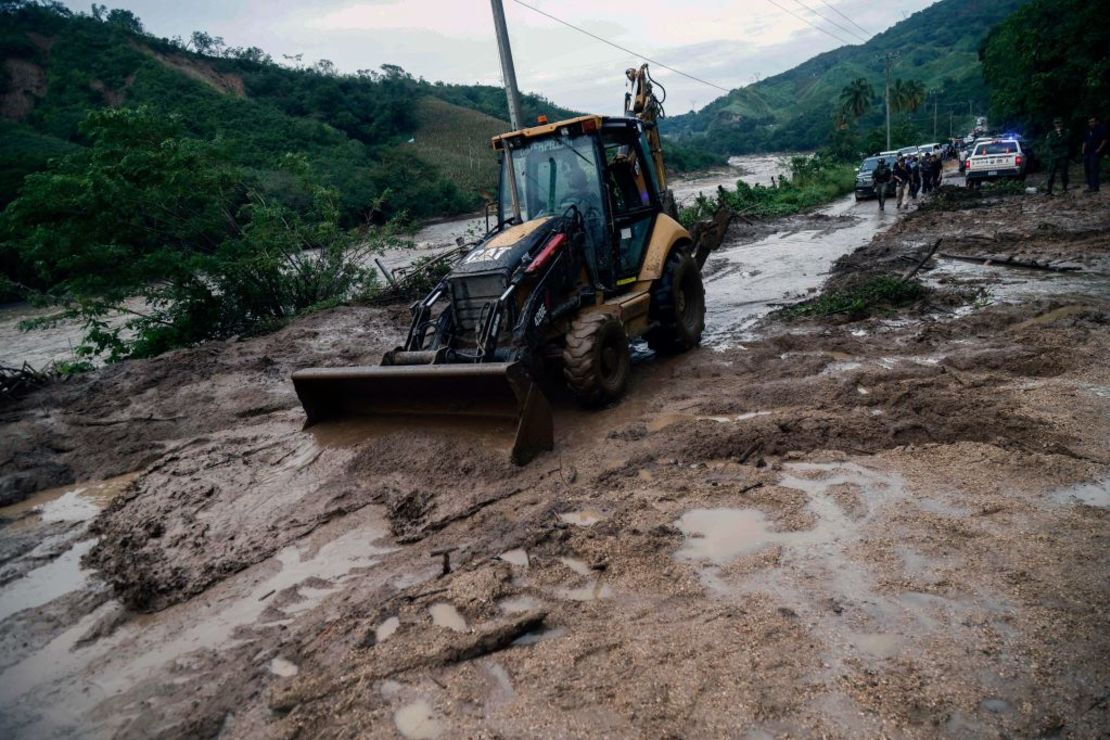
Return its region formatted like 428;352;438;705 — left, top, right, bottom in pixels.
625;63;668;192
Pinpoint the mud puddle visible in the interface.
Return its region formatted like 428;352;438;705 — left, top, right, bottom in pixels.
925;256;1109;305
0;507;399;737
394;698;443;739
1050;477;1110;508
0;539;95;623
0;473;137;525
429;602;468;632
676;462;903;570
0;472;138;624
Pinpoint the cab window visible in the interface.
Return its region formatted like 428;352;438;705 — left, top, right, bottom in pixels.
602;128;656;283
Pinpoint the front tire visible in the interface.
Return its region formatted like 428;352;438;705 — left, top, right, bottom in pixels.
563;313;631;406
646;248;705;355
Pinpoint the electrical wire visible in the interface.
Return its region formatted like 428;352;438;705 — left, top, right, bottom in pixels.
509;0;732;94
815;0;873;37
762;0;857;46
791;0;870;43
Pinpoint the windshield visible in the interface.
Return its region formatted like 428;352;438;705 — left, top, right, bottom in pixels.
974;141;1018;156
500;135;603;224
859;158;881;172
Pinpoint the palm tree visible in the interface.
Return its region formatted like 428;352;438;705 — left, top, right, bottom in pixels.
839;77;875;122
891;79;927;114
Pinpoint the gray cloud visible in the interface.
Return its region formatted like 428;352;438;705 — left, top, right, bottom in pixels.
59;0;939;115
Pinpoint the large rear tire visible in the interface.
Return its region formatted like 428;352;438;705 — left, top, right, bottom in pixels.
646;249;705;355
563;313;631;406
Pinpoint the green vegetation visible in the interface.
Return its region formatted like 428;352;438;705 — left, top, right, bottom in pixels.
679;154;855;226
0;1;579;225
665;0;1029;155
407;97;504;202
3;107;395;362
778;276;926;321
0;0;583;303
662;139;728;173
980;0;1109;135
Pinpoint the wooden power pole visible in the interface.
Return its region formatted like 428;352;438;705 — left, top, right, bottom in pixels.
883;52;894;150
490;0;523;130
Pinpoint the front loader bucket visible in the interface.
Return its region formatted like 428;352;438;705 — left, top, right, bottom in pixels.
291;362;553;465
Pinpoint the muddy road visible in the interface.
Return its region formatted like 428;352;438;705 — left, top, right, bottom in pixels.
1;178;1108;738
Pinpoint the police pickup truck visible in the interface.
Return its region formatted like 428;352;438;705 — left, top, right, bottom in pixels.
964;139;1027;187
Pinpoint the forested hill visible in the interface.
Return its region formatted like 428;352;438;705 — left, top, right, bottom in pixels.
0;2;578;222
663;0;1030;154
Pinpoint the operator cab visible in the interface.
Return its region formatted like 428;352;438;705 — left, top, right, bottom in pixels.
494;116;663;296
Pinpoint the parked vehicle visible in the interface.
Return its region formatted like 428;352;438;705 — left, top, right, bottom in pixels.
854;155;895;200
964;139;1028;187
959;138;991;173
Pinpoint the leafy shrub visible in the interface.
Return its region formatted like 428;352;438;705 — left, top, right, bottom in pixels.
679;154;855;226
778;276;926;320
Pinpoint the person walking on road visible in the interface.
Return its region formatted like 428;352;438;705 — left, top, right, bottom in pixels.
930;153;944;191
921;153;937;193
873;158;892;211
893;155;911;209
909;156;921;200
1045;117;1071;195
1083;115;1106;193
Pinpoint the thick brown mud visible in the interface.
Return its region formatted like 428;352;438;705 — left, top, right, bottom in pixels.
1;177;1108;738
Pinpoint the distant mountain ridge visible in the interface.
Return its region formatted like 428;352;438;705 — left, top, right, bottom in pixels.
663;0;1030;153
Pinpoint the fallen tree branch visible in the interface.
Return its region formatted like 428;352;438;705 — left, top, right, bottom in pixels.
72;414;184;427
938;253;1081;273
901;238;943;282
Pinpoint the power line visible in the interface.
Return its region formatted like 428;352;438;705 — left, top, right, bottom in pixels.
762;0;857;46
815;0;873;38
792;0;870;43
509;0;732;93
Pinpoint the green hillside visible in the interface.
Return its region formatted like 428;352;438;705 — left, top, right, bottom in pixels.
0;2;577;222
664;0;1030;153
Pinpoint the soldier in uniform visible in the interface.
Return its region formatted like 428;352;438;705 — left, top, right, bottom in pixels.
1083;115;1107;193
1044;117;1071;195
893;155;912;209
873;158;892;211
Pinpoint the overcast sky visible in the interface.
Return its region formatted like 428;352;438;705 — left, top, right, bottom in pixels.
61;0;939;115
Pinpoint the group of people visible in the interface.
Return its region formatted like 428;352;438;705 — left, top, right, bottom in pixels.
1044;115;1106;195
871;152;943;211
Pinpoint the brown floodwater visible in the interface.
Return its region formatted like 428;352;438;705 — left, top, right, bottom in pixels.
0;473;138;525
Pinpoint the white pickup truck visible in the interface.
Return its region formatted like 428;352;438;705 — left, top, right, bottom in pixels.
964;139;1027;187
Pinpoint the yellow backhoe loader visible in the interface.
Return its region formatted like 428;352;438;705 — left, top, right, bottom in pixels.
293;65;729;464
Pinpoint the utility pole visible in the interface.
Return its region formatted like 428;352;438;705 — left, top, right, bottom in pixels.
883;52;894;150
490;0;523;130
933;95;938;139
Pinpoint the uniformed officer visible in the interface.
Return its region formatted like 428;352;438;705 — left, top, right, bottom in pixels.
873;158;892;211
1083;115;1107;193
1044;117;1071;195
